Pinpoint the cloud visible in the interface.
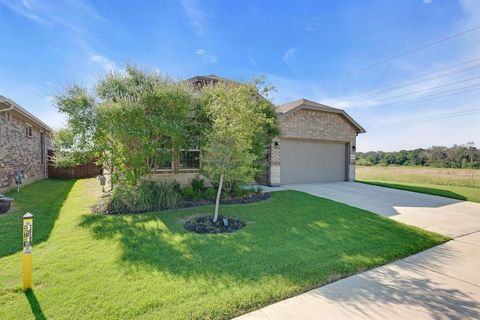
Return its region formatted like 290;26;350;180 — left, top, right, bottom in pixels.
0;0;45;23
194;49;217;64
283;47;297;70
423;0;433;4
181;0;205;35
90;54;119;72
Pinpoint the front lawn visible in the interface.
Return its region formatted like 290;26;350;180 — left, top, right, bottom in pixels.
0;179;448;319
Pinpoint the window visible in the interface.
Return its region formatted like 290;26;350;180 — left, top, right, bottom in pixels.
151;149;173;171
25;125;32;138
179;149;200;169
40;132;45;164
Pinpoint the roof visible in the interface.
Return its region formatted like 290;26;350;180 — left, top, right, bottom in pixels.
277;98;366;133
0;95;53;132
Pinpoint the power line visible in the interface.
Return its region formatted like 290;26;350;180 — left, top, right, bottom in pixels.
360;84;480;108
349;24;480;74
348;62;480;101
412;57;480;79
396;108;480;124
354;75;480;106
400;111;480;126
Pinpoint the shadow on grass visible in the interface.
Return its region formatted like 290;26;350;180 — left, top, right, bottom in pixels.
25;289;47;320
0;179;76;258
357;180;468;201
79;191;447;283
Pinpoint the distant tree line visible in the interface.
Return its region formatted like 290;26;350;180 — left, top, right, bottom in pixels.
356;143;480;169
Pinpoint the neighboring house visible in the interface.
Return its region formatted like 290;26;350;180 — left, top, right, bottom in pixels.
151;75;366;186
0;95;52;192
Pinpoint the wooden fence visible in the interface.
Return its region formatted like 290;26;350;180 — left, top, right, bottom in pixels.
47;150;101;179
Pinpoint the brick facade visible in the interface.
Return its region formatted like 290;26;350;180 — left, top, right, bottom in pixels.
0;106;51;193
266;108;360;186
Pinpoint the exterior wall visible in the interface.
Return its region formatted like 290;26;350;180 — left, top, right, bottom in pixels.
148;171;207;187
265;109;358;185
0;108;51;193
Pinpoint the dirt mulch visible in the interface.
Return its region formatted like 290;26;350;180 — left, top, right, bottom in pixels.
184;215;246;234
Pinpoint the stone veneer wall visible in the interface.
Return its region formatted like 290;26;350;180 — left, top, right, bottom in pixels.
0;109;51;192
266;109;358;186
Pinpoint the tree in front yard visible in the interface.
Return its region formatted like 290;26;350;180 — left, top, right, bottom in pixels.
200;80;278;223
54;65;206;187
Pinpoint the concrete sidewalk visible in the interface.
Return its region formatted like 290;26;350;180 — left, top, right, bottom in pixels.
236;231;480;320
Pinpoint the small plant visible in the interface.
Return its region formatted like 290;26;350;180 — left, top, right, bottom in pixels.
191;176;205;193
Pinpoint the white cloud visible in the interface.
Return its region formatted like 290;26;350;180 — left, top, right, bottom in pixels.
423;0;433;4
194;49;217;64
181;0;205;35
90;54;118;72
282;47;297;70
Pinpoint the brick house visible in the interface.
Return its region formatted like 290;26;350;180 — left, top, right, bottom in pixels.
151;76;365;186
0;95;52;192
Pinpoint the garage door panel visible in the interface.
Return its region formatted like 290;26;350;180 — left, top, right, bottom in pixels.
281;140;346;184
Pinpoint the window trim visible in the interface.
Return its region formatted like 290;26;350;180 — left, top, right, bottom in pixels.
150;148;174;172
25;123;32;138
178;148;201;171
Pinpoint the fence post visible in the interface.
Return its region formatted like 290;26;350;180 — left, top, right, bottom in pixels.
23;213;33;291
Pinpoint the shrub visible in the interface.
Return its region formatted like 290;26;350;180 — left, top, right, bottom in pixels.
191;176;205;192
203;187;217;200
108;180;181;213
182;186;195;200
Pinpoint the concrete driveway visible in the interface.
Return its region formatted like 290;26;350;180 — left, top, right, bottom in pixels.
264;181;480;238
236;182;480;320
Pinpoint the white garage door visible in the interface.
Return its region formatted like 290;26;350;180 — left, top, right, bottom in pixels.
280;139;346;184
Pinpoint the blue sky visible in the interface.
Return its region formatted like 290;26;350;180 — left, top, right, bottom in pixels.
0;0;479;151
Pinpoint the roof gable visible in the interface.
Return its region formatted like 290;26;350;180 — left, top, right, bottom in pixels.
277;98;366;133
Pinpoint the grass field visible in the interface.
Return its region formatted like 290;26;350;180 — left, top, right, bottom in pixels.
0;179;447;319
356;166;480;203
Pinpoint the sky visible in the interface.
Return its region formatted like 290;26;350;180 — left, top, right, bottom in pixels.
0;0;479;152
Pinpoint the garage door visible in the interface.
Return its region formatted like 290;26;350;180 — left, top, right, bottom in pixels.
280;139;346;184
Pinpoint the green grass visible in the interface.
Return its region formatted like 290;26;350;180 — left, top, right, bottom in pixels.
0;179;448;319
356;166;480;203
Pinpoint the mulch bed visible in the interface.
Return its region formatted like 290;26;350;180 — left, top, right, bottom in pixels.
184;215;246;234
174;192;270;209
93;192;270;215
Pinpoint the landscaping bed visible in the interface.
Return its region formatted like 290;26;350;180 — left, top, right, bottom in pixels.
92;177;270;215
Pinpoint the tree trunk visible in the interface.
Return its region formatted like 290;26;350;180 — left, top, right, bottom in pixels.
213;173;224;223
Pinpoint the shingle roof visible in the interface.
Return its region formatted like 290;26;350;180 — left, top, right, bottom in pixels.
277;98;366;133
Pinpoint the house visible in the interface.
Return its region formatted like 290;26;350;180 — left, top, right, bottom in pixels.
0;95;52;192
151;76;365;186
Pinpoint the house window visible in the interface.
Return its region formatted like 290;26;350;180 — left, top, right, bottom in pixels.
40;132;45;164
179;149;200;169
151;149;173;171
25;125;32;138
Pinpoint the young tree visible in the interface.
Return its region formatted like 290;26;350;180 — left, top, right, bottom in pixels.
201;80;278;223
